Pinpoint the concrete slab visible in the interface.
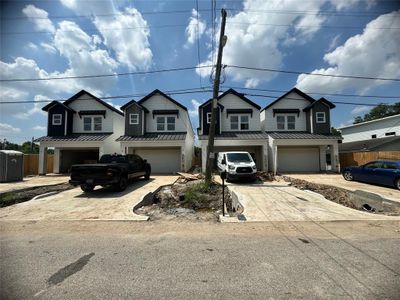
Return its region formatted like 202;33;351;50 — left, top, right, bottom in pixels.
0;176;178;221
227;181;400;222
0;174;69;193
287;174;400;202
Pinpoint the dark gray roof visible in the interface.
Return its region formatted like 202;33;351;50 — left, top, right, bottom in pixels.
266;132;341;139
199;131;268;140
339;136;400;153
34;133;112;142
116;132;187;141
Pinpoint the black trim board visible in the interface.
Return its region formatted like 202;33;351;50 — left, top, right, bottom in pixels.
42;101;75;113
303;97;336;111
138;89;188;111
199;88;261;110
78;110;106;118
120;99;149;112
261;88;315;112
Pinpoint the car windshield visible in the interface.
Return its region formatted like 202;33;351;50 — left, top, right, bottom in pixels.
99;155;126;163
226;153;252;163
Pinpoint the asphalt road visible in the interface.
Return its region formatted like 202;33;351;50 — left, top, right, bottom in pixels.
1;220;400;299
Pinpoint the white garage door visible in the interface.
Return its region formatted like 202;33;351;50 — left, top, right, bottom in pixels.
278;147;320;173
134;148;181;174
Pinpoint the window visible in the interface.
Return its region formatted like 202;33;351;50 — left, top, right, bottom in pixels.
167;117;175;131
316;112;326;123
287;115;296;130
83;117;92;131
52;114;62;125
129;113;139;125
240;115;249;130
382;162;399;170
385;132;396;136
156;116;165;131
371;134;377;139
364;161;382;169
206;112;212;124
156;116;176;131
277;116;285;130
93;117;102;131
230;115;239;130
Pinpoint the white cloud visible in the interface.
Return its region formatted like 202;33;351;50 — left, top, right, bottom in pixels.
33;125;47;131
22;4;55;33
196;0;328;87
27;42;38;51
15;95;48;119
327;34;341;51
40;42;57;54
189;99;201;117
296;11;400;94
331;0;376;11
351;105;370;115
185;9;206;48
0;123;21;135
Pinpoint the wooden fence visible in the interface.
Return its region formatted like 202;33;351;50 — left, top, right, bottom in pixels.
23;154;54;176
339;151;400;168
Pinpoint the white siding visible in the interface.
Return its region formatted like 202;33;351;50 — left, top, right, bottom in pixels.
340;115;400;143
262;92;311;132
141;94;188;133
218;94;261;131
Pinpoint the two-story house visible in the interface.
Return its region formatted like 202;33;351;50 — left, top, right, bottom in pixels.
35;90;125;174
198;89;269;172
117;89;194;173
261;88;341;174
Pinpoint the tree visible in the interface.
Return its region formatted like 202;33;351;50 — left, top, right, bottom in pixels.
353;102;400;124
331;127;342;137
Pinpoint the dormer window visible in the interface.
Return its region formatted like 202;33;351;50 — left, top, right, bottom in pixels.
316;112;326;123
52;114;62;125
129;113;139;125
207;112;212;124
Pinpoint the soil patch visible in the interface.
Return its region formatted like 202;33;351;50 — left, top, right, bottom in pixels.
0;183;74;208
135;179;233;222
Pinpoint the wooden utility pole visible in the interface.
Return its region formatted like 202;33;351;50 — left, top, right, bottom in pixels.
205;8;227;185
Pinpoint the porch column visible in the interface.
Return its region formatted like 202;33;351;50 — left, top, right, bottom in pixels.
98;146;105;158
262;144;268;171
53;148;60;173
201;143;207;173
331;142;340;173
120;144;126;155
273;144;278;175
181;146;185;172
38;145;48;175
319;145;327;172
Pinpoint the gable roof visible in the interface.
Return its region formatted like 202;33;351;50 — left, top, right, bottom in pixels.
303;97;336;111
42;100;76;113
261;88;315;112
63;90;124;116
120;99;150;112
199;88;261;110
198;98;225;110
137;89;188;111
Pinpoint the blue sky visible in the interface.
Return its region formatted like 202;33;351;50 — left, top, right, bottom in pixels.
1;0;399;143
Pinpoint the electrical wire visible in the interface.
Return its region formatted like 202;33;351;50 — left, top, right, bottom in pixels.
195;0;203;88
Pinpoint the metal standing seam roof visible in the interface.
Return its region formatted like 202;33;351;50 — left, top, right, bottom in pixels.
266;132;342;139
34;133;112;142
116;132;187;141
198;131;269;140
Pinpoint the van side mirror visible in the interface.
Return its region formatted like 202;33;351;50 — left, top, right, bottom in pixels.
221;158;226;165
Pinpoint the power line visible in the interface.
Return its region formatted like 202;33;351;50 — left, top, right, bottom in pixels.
228;65;400;81
195;0;203;88
0;65;212;82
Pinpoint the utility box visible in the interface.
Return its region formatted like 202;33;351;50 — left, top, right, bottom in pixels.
0;150;24;182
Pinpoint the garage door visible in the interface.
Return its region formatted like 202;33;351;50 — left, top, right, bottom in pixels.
278;147;320;173
60;149;99;173
134;148;181;174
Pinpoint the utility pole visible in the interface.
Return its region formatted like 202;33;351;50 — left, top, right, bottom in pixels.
205;8;227;185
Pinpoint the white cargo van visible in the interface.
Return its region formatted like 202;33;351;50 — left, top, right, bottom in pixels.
217;151;257;181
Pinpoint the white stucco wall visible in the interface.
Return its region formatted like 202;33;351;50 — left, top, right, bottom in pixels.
261;92;311;132
340;115;400;143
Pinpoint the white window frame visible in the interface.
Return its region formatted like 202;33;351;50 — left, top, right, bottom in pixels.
287;115;296;130
276;115;285;130
230;114;250;131
206;112;212;124
156;115;176;131
52;114;62;126
276;115;297;130
230;115;239;130
129;113;139;125
83;116;103;132
93;116;102;131
316;112;326;123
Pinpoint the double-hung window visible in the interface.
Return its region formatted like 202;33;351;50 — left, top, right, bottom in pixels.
230;115;249;131
276;115;296;130
287;116;296;130
52;114;62;125
156;116;176;131
93;117;102;131
316;112;326;123
83;116;102;131
277;116;285;130
83;117;92;131
206;112;212;124
129;113;139;125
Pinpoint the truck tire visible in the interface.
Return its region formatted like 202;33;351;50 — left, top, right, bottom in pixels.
80;184;94;192
144;167;151;180
114;176;128;192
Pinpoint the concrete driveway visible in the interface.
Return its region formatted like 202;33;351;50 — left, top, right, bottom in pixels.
287;174;399;202
227;181;400;222
0;174;70;193
0;176;177;221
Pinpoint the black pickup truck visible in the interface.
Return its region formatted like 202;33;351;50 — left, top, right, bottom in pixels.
69;154;151;192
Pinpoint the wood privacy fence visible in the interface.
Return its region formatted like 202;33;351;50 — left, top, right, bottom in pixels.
23;154;54;176
339;151;400;168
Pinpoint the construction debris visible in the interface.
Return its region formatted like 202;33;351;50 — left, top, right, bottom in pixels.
176;172;203;184
256;171;275;182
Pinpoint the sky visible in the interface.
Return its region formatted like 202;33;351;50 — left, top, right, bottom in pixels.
1;0;399;143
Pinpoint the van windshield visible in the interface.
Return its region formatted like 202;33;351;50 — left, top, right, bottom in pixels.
226;153;252;163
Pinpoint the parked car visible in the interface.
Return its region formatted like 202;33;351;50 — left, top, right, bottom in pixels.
217;151;257;181
342;160;400;190
69;154;151;192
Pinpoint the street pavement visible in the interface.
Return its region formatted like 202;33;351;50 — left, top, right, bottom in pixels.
1;220;399;299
